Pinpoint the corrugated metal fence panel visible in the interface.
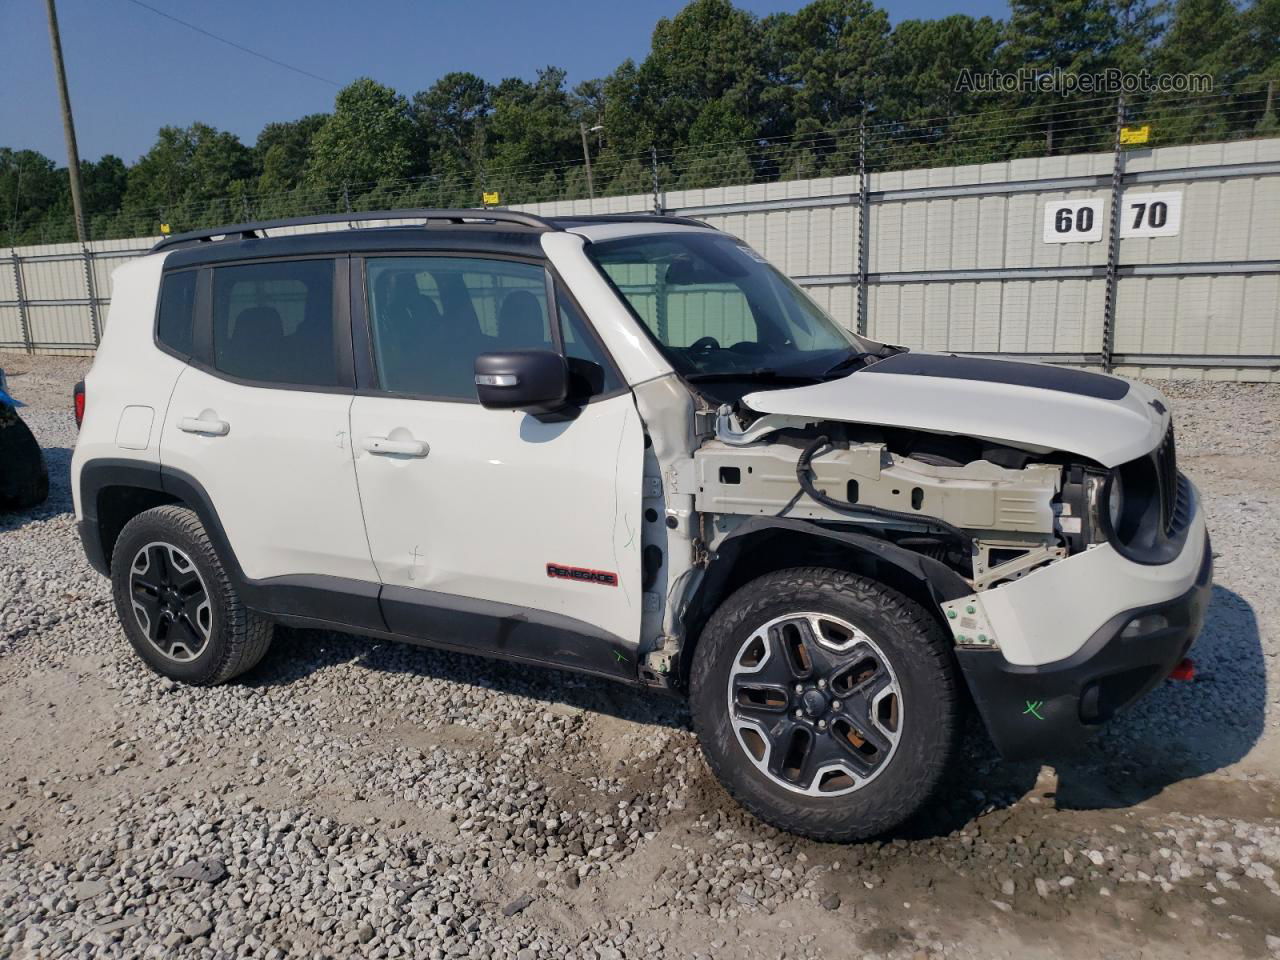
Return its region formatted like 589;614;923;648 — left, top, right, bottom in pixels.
867;278;1106;354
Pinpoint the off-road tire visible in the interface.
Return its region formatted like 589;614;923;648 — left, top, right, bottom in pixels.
0;411;49;510
689;567;961;842
110;505;273;685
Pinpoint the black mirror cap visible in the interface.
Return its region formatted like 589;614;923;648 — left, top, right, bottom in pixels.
474;350;569;413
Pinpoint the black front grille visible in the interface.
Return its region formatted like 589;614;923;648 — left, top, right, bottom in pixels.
1155;424;1178;534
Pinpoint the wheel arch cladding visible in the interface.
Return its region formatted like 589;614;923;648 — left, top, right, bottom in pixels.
678;516;971;688
77;458;243;584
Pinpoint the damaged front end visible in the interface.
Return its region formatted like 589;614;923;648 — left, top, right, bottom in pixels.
687;372;1209;760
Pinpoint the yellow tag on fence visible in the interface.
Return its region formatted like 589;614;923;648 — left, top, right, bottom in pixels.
1120;125;1150;145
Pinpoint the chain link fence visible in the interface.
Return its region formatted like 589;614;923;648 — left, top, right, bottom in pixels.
6;86;1276;247
3;90;1279;378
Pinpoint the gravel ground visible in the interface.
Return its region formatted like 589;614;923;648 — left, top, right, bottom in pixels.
1;353;1278;960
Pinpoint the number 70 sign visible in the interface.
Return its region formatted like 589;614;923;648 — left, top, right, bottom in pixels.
1042;192;1182;243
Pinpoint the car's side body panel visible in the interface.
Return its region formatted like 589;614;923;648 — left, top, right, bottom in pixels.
70;254;183;520
349;383;646;648
159;366;377;584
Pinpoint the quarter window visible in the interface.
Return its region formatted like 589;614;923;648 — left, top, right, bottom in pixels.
211;259;338;387
156;270;197;358
559;295;623;397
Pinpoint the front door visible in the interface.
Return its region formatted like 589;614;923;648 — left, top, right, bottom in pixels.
348;254;644;676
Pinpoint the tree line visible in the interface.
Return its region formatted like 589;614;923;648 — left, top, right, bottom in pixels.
4;0;1277;245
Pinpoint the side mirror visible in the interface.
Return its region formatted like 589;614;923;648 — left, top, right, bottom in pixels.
474;350;568;413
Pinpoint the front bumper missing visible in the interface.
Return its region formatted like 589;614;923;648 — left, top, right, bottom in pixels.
956;537;1213;760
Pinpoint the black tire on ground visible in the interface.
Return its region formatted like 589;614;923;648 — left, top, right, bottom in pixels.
689;567;961;842
0;411;49;511
110;504;273;685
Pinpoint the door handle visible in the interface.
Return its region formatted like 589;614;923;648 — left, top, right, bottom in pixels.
362;436;428;457
178;415;230;436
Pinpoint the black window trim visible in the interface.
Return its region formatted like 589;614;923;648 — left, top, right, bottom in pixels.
184;253;355;395
350;251;629;406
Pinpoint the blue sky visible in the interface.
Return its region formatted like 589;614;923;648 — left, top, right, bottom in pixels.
3;0;1011;164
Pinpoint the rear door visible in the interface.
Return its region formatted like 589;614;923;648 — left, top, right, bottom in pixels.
160;256;380;621
348;253;644;673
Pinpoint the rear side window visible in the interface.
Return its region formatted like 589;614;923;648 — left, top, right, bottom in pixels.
156;271;197;358
211;259;337;387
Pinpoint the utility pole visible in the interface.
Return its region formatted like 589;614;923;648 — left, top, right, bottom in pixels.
579;123;598;200
44;0;88;243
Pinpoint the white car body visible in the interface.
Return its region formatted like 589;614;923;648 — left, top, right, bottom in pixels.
71;210;1211;765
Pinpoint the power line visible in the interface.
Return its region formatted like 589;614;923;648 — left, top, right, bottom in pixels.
117;0;340;87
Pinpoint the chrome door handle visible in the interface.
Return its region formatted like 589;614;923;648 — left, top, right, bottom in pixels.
362;436;428;457
178;416;230;436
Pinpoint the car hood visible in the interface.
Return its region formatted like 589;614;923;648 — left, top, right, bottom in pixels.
741;352;1170;467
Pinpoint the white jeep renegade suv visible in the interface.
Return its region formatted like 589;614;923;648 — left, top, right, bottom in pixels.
72;209;1211;841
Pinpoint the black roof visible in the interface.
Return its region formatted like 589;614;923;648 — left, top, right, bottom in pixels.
151;208;710;260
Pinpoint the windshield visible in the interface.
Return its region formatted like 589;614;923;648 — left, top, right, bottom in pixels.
588;232;869;382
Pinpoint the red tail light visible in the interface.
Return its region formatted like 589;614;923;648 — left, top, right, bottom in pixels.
73;380;85;428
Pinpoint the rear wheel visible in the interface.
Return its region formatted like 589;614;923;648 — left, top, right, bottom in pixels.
110;505;272;685
689;567;960;841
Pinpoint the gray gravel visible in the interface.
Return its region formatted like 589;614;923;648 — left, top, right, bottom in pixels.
1;354;1279;959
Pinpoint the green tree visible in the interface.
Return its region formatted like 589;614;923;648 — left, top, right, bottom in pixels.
411;71;492;181
633;0;767;154
486;68;580;171
81;155;128;217
764;0;891;137
1;148;67;243
256;114;328;195
122;123;254;225
1156;0;1240;79
885;16;1003;122
307;78;414;188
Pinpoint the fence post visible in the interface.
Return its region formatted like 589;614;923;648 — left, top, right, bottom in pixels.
9;249;32;355
1101;96;1126;372
650;146;663;215
81;244;101;346
10;251;33;354
856;115;870;337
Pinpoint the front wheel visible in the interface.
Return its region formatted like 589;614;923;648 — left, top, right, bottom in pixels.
689;567;961;842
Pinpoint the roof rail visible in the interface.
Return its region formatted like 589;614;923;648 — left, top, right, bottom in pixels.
549;213;711;229
149;208;559;253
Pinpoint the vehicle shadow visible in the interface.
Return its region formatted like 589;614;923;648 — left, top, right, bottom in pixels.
248;625;691;731
899;583;1267;839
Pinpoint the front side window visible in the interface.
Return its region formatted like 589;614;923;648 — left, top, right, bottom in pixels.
367;256;624;402
211;259;338;386
589;232;867;383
